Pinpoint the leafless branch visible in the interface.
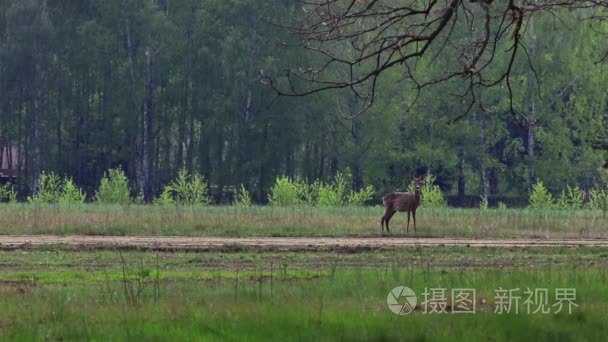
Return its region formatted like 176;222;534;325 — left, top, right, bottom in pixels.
263;0;608;126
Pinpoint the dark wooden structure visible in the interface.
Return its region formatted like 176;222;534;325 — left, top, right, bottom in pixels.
0;138;18;182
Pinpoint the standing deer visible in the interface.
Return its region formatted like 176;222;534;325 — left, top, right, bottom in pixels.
381;176;425;233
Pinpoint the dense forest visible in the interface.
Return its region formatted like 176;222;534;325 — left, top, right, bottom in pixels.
0;0;607;205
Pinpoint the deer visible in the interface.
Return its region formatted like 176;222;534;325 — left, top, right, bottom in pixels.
380;176;425;233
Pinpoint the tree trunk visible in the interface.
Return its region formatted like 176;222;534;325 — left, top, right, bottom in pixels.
457;143;465;205
527;15;538;188
142;48;155;203
479;110;489;207
243;15;258;124
350;117;364;191
349;97;364;191
31;92;42;195
122;0;141;192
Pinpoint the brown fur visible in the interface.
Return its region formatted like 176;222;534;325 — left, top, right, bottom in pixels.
380;176;424;233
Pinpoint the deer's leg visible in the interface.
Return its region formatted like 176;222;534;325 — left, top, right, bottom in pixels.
406;211;411;232
381;208;390;232
412;210;417;232
385;209;396;232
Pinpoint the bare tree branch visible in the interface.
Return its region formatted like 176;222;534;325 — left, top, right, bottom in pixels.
264;0;608;126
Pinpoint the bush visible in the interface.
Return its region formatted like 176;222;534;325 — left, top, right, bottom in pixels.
158;168;210;205
296;179;316;206
347;185;375;206
0;183;17;203
268;176;301;206
28;172;63;204
528;181;555;209
589;188;608;217
268;172;375;207
233;185;252;208
95;167;131;204
155;186;175;205
556;185;584;210
479;196;489;210
316;172;348;207
59;178;86;204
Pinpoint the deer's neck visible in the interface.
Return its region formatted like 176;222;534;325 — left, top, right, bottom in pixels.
414;190;421;202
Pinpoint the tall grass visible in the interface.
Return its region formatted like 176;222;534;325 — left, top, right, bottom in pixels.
0;260;606;340
0;203;606;238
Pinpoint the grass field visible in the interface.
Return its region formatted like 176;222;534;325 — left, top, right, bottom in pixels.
1;205;607;340
0;247;607;340
0;204;606;238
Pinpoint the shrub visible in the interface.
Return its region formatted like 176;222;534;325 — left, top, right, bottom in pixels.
479;196;489;210
59;178;86;204
556;185;584;210
28;172;63;204
159;168;210;205
296;179;316;205
0;183;17;203
268;172;374;207
233;185;252;207
589;188;608;217
498;202;508;210
268;176;301;206
155;187;175;205
316;172;348;207
347;185;375;206
528;181;555;209
95;167;131;205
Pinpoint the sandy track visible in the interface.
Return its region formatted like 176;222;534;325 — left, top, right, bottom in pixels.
1;235;608;252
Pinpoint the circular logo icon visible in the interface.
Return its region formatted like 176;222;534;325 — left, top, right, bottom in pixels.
387;286;417;315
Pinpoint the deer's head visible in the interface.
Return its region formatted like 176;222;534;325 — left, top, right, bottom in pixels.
412;176;425;192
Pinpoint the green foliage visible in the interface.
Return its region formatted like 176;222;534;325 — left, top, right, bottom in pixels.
296;180;317;206
556;186;584;210
268;176;301;206
233;185;252;208
588;188;608;215
154;187;175;205
316;173;348;207
28;172;63;204
159;169;210;205
59;178;86;204
0;1;608;207
95;168;131;205
268;172;374;207
498;202;508;210
347;185;375;206
0;183;17;203
479;197;489;210
528;181;555;209
28;173;86;204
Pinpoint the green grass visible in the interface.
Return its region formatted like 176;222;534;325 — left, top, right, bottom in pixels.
0;203;606;238
0;248;607;340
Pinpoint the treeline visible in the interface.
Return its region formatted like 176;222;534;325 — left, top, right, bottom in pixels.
0;0;607;205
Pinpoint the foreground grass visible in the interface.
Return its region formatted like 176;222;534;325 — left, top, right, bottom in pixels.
0;247;607;340
0;204;606;238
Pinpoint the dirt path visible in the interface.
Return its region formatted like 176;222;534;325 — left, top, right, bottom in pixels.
1;235;608;252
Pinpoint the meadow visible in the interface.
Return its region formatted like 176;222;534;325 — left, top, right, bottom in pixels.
1;204;607;340
0;203;605;239
1;247;607;340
